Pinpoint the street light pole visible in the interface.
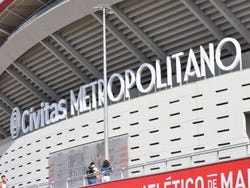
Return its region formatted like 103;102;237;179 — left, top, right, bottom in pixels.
102;6;109;161
95;5;112;161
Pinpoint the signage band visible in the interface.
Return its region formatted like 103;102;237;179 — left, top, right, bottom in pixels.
10;37;242;139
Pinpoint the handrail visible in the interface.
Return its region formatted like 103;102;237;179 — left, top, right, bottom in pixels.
18;141;250;188
20;182;49;188
120;141;250;176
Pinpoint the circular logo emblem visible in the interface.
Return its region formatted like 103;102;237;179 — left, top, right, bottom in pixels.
10;107;21;139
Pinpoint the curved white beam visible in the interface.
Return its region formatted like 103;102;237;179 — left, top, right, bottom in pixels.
0;0;123;75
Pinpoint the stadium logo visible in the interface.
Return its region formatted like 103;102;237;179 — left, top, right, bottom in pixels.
10;100;67;139
10;107;21;139
10;37;242;139
70;37;242;115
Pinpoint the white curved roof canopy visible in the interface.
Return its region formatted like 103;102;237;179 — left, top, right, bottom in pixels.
0;0;249;140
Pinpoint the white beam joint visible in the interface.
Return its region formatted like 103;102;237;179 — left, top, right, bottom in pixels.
0;125;10;138
181;0;234;54
0;100;11;115
41;40;91;84
14;61;60;101
0;91;16;109
209;0;250;45
111;5;166;60
92;12;149;63
51;33;103;79
6;66;48;102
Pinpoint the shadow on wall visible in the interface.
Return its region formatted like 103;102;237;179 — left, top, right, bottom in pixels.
244;112;250;139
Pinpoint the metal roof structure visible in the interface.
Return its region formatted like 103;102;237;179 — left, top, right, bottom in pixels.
0;0;54;45
0;0;249;140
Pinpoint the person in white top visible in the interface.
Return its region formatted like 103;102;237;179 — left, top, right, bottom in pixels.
1;175;10;188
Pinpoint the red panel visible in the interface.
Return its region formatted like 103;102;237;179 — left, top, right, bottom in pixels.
83;158;250;188
0;0;14;13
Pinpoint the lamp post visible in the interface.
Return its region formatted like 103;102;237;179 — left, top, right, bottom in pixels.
95;5;113;161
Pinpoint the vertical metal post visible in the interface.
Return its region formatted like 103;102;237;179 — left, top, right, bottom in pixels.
120;167;124;179
102;6;109;161
247;143;249;157
66;178;69;188
83;175;87;186
142;164;145;175
190;155;193;167
50;181;54;188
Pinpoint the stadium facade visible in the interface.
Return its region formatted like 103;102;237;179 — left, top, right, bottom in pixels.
0;0;250;187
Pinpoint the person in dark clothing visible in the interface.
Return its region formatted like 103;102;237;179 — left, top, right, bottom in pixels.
86;162;99;185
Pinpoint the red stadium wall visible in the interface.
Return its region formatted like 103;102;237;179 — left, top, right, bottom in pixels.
83;158;250;188
0;0;14;13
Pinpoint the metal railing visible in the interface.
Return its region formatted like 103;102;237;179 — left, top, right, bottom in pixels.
18;142;250;188
20;182;49;188
120;141;250;179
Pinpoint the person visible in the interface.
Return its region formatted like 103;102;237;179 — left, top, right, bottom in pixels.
100;160;113;182
86;162;99;185
1;175;9;188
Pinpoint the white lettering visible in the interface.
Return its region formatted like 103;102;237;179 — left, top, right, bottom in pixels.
44;102;51;125
136;63;156;93
29;107;34;132
216;37;241;71
21;110;29;134
166;56;172;87
156;60;167;89
31;110;40;130
70;89;82;116
172;52;184;84
200;43;215;77
185;178;194;187
58;99;67;120
82;85;91;112
164;177;172;188
195;176;204;188
98;79;104;107
89;81;98;109
184;49;201;81
172;180;180;188
125;69;136;99
50;103;59;123
40;103;45;127
208;179;217;188
235;170;245;188
108;73;125;102
10;107;21;139
19;100;68;136
10;37;243;139
221;171;233;188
